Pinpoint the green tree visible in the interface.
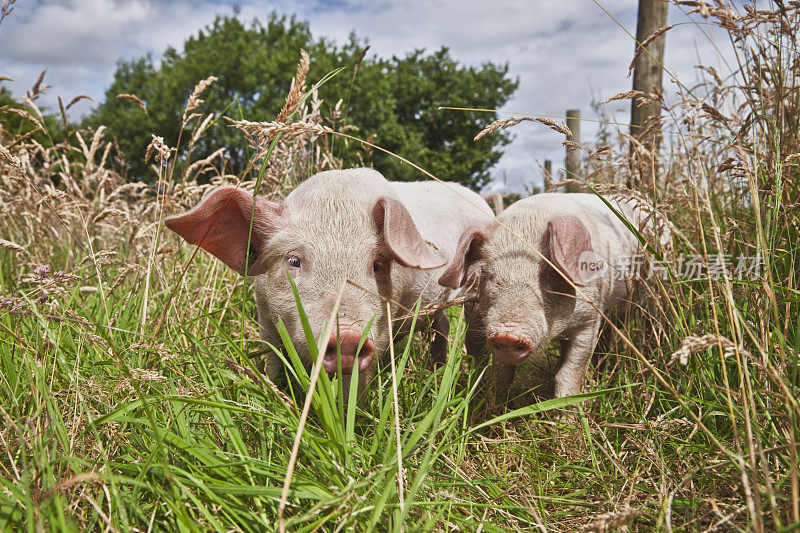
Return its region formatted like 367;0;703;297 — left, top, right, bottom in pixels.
87;13;517;190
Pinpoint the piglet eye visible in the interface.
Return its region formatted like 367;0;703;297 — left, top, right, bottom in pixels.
287;256;301;269
373;260;386;275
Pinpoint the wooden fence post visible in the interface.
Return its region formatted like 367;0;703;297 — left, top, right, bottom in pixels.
630;0;668;188
543;159;553;191
565;109;581;193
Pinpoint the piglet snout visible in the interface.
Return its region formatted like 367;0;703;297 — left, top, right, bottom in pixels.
323;330;375;375
487;331;534;365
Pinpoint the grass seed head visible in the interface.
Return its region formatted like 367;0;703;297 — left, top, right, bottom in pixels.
277;49;310;123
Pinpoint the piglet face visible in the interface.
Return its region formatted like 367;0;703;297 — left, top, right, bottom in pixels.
439;214;603;366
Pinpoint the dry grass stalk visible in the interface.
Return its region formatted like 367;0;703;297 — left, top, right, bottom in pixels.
65;95;93;110
0;143;22;170
386;301;406;515
0;296;24;312
27;69;50;100
474;115;573;141
130;368;166;381
57;96;67;128
474;116;535;141
21;95;45;124
40;472;102;501
0;238;30;256
700;102;728;123
90;208;129;225
354;45;371;75
228;118;331;145
188;112;215;149
394;294;476;321
225;89;347;197
1;106;45;132
180;75;218;140
276;49;310;123
629;24;675;75
278;282;348;532
601;90;646;105
184;146;226;180
548;178;584;191
590;145;614;157
579;506;639;533
620;131;652;160
185;75;218;117
116;93;147;113
687;1;741;27
0;0;16;27
114;369;167;394
695;64;723;86
535;116;572;136
145;135;172;164
669;333;751;366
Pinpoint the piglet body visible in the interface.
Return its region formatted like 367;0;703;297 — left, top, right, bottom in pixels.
439;193;670;397
166;168;494;396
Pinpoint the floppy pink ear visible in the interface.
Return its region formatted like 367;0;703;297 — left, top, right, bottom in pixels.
372;197;445;270
438;224;491;289
548;215;603;287
165;186;284;275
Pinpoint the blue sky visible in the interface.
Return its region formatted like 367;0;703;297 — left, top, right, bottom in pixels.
0;1;741;191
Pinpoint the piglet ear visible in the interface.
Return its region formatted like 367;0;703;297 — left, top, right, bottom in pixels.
438;224;491;289
548;215;604;287
165;186;283;276
373;197;445;270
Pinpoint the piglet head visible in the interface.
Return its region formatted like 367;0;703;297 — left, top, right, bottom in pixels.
440;215;603;366
311;196;443;377
167;183;447;398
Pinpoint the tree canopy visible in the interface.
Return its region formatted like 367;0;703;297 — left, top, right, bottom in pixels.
86;13;518;190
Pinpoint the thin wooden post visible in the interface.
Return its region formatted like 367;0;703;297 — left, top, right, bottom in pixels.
630;0;668;188
483;193;504;215
565;109;581;193
544;159;553;191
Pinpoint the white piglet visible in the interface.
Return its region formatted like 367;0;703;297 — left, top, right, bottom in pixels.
438;193;670;397
166;168;494;396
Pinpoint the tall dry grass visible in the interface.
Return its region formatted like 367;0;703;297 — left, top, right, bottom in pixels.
0;1;798;530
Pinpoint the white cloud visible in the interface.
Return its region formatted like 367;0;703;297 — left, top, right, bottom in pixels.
5;0;151;64
0;0;231;116
0;0;742;191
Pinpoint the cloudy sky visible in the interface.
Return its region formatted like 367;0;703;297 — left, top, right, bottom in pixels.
0;0;742;191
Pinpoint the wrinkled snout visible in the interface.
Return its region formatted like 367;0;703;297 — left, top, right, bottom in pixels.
487;329;535;366
323;329;375;375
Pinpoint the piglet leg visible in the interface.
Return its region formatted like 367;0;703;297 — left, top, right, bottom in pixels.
463;307;487;361
554;317;602;397
481;362;515;411
430;311;450;366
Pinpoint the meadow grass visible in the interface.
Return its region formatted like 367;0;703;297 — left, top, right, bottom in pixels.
1;2;799;530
